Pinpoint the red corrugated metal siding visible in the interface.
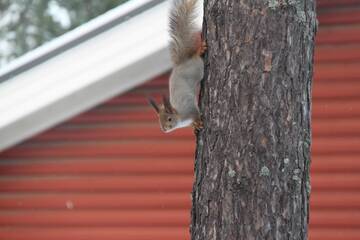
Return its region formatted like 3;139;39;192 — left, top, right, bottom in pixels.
0;2;359;239
312;1;360;239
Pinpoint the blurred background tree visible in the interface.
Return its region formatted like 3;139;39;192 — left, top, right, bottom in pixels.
0;0;128;67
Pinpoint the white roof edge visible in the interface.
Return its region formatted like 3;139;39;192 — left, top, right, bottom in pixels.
0;47;170;151
0;0;166;82
0;0;203;152
0;0;171;151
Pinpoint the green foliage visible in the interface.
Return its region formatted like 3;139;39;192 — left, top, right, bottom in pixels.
56;0;128;30
0;0;128;66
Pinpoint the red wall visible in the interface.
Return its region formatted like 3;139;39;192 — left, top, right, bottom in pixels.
0;1;359;239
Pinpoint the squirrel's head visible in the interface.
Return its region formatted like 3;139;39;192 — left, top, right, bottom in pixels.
148;95;179;133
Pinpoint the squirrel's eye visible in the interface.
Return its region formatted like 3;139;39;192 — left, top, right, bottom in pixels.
168;117;172;122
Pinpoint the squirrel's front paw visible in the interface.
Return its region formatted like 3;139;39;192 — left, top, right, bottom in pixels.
192;119;203;133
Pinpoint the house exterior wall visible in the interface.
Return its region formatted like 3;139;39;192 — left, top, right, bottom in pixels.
0;1;359;239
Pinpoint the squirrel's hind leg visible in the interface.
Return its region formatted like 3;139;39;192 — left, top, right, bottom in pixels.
195;32;207;56
196;41;207;56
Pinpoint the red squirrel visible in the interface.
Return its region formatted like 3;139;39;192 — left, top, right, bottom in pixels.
148;0;206;133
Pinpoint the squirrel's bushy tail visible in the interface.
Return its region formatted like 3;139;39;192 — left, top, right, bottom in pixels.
169;0;199;65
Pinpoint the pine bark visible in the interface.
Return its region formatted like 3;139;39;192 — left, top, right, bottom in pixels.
191;1;317;240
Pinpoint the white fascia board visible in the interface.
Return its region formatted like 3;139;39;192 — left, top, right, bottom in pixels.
0;0;203;151
0;0;173;151
0;0;164;79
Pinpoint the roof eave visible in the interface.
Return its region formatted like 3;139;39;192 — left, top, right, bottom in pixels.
0;0;172;151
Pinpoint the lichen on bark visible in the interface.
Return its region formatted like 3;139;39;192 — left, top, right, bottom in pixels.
191;0;317;239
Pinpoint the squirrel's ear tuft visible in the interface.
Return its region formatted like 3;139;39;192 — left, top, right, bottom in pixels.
162;95;173;113
148;97;159;114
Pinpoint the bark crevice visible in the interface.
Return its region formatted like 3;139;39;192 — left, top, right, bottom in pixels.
191;1;317;239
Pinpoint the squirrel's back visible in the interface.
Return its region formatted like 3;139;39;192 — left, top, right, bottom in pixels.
169;0;199;65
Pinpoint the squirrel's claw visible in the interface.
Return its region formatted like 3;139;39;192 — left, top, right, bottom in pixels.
201;41;207;53
192;119;203;134
197;41;207;56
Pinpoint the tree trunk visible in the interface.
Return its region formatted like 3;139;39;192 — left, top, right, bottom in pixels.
191;1;317;240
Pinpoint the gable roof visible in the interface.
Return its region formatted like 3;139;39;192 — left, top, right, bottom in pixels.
0;0;202;151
